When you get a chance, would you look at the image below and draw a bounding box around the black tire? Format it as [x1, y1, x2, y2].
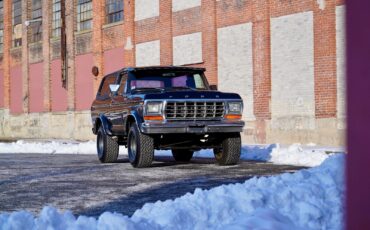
[97, 126, 119, 163]
[213, 133, 241, 165]
[127, 124, 154, 168]
[172, 149, 194, 162]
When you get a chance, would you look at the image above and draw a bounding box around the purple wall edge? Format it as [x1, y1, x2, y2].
[346, 1, 370, 229]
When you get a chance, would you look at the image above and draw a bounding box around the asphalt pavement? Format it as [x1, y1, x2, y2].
[0, 153, 304, 217]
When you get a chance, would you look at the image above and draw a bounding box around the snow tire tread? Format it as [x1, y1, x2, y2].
[98, 126, 119, 163]
[129, 124, 154, 168]
[215, 133, 241, 165]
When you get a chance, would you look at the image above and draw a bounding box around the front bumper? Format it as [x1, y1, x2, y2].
[140, 120, 244, 134]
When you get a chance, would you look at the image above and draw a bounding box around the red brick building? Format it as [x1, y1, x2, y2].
[0, 0, 345, 145]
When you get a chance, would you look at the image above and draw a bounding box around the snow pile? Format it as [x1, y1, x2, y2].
[193, 143, 334, 167]
[0, 140, 342, 167]
[0, 154, 345, 230]
[241, 143, 336, 167]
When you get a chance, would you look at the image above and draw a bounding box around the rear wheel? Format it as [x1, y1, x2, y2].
[97, 126, 119, 163]
[213, 133, 241, 165]
[172, 149, 194, 162]
[127, 124, 154, 168]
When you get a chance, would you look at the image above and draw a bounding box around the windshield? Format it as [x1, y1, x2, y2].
[129, 71, 208, 92]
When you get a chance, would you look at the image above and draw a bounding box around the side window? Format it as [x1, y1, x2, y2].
[99, 75, 116, 97]
[118, 73, 128, 95]
[194, 74, 205, 89]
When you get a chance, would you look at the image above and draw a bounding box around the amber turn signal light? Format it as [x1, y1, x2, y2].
[225, 114, 242, 120]
[144, 115, 164, 121]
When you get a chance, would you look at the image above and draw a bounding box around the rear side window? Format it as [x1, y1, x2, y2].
[99, 75, 116, 97]
[118, 73, 128, 95]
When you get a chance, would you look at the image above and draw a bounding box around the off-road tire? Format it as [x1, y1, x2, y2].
[214, 133, 241, 165]
[128, 124, 154, 168]
[172, 149, 194, 162]
[97, 126, 119, 163]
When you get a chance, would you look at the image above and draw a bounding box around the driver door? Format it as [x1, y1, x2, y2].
[110, 72, 129, 134]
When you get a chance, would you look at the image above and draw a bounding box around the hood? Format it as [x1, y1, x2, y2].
[143, 90, 242, 100]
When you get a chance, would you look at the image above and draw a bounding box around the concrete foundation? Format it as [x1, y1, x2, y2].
[0, 109, 345, 146]
[0, 109, 94, 141]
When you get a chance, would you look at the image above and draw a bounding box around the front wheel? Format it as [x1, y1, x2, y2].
[127, 124, 154, 168]
[213, 133, 241, 165]
[97, 126, 119, 163]
[172, 149, 194, 162]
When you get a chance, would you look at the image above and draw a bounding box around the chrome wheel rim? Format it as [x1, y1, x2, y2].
[128, 132, 137, 163]
[97, 133, 104, 159]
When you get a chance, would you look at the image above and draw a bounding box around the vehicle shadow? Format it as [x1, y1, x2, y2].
[115, 155, 217, 167]
[76, 175, 253, 218]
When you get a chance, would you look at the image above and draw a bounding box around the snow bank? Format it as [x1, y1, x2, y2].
[0, 140, 342, 167]
[241, 143, 337, 167]
[190, 143, 336, 167]
[0, 154, 345, 230]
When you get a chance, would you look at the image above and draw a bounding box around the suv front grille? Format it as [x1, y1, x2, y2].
[165, 101, 225, 120]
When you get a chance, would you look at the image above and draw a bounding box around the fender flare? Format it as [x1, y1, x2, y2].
[124, 111, 143, 134]
[95, 114, 113, 136]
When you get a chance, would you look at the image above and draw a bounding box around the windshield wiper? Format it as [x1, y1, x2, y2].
[131, 88, 165, 93]
[166, 86, 194, 90]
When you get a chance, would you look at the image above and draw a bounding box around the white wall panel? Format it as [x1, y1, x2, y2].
[172, 0, 201, 12]
[135, 0, 159, 21]
[217, 23, 254, 120]
[173, 32, 202, 66]
[336, 5, 346, 118]
[271, 11, 315, 129]
[135, 40, 160, 67]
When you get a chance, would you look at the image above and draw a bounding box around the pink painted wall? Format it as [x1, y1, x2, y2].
[75, 53, 94, 111]
[104, 47, 124, 75]
[10, 66, 22, 114]
[51, 59, 68, 111]
[29, 62, 44, 113]
[0, 70, 4, 108]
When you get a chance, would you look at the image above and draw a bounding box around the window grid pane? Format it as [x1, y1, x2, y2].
[77, 0, 92, 31]
[52, 0, 61, 37]
[105, 0, 123, 24]
[30, 0, 42, 43]
[0, 1, 3, 53]
[12, 0, 22, 47]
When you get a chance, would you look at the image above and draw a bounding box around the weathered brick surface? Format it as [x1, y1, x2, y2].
[314, 0, 337, 118]
[252, 0, 271, 121]
[172, 6, 202, 36]
[216, 0, 252, 27]
[159, 0, 172, 65]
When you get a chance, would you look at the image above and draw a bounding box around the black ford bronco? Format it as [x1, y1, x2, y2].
[91, 66, 245, 168]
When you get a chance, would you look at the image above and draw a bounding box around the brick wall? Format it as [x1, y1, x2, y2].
[0, 0, 346, 145]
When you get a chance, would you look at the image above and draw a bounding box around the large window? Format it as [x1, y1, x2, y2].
[77, 0, 92, 31]
[105, 0, 123, 24]
[52, 0, 61, 37]
[0, 1, 4, 53]
[12, 0, 22, 47]
[30, 0, 42, 43]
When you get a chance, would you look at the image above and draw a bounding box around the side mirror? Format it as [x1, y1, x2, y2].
[210, 85, 218, 90]
[109, 84, 120, 95]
